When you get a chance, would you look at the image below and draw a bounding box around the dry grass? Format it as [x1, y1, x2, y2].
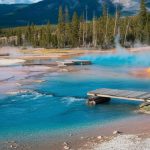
[20, 49, 75, 55]
[139, 105, 150, 114]
[142, 105, 150, 112]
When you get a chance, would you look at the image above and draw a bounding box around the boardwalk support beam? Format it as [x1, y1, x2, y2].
[87, 96, 111, 105]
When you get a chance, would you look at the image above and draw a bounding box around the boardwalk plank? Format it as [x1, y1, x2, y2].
[137, 93, 150, 99]
[88, 88, 150, 102]
[126, 91, 147, 98]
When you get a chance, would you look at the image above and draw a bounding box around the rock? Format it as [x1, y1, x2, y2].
[87, 100, 96, 106]
[140, 102, 150, 108]
[10, 144, 17, 149]
[97, 136, 103, 140]
[9, 141, 18, 149]
[113, 130, 121, 135]
[69, 133, 73, 137]
[80, 136, 84, 139]
[63, 142, 70, 149]
[64, 145, 70, 150]
[63, 142, 68, 145]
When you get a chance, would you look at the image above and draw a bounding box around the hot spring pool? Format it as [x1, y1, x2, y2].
[0, 51, 150, 141]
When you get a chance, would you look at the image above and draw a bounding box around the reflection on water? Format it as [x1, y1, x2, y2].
[0, 51, 150, 141]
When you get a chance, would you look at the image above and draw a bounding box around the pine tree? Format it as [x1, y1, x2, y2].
[0, 28, 2, 37]
[45, 22, 52, 48]
[71, 12, 79, 47]
[92, 13, 97, 47]
[57, 6, 65, 48]
[64, 6, 69, 24]
[79, 15, 84, 46]
[39, 28, 45, 47]
[138, 0, 148, 42]
[147, 13, 150, 44]
[102, 1, 107, 17]
[30, 23, 36, 47]
[139, 0, 147, 27]
[64, 6, 71, 47]
[17, 31, 23, 46]
[26, 23, 32, 45]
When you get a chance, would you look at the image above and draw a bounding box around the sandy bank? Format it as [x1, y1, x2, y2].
[17, 46, 150, 61]
[0, 46, 150, 60]
[0, 46, 150, 61]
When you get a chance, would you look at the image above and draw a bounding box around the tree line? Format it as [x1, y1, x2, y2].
[0, 0, 150, 49]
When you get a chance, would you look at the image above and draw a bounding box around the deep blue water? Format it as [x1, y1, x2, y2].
[0, 51, 150, 141]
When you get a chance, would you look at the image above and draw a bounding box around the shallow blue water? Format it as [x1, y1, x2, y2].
[0, 51, 150, 141]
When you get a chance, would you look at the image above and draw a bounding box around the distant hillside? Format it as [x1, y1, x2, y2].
[0, 4, 28, 15]
[0, 4, 29, 27]
[0, 0, 149, 28]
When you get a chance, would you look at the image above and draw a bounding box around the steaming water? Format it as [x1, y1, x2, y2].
[0, 47, 150, 141]
[78, 51, 150, 67]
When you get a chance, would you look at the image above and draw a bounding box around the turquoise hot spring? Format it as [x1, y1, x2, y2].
[0, 50, 150, 141]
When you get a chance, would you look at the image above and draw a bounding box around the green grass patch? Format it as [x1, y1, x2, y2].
[142, 105, 150, 111]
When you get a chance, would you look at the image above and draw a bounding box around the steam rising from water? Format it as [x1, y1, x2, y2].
[78, 33, 150, 68]
[114, 33, 150, 67]
[115, 31, 127, 54]
[0, 46, 22, 57]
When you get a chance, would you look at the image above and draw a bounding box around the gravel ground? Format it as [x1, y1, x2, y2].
[94, 135, 150, 150]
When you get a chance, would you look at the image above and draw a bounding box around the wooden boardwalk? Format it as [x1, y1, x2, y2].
[87, 88, 150, 102]
[57, 60, 91, 66]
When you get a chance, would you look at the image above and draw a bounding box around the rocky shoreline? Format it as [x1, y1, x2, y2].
[93, 134, 150, 150]
[1, 129, 149, 150]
